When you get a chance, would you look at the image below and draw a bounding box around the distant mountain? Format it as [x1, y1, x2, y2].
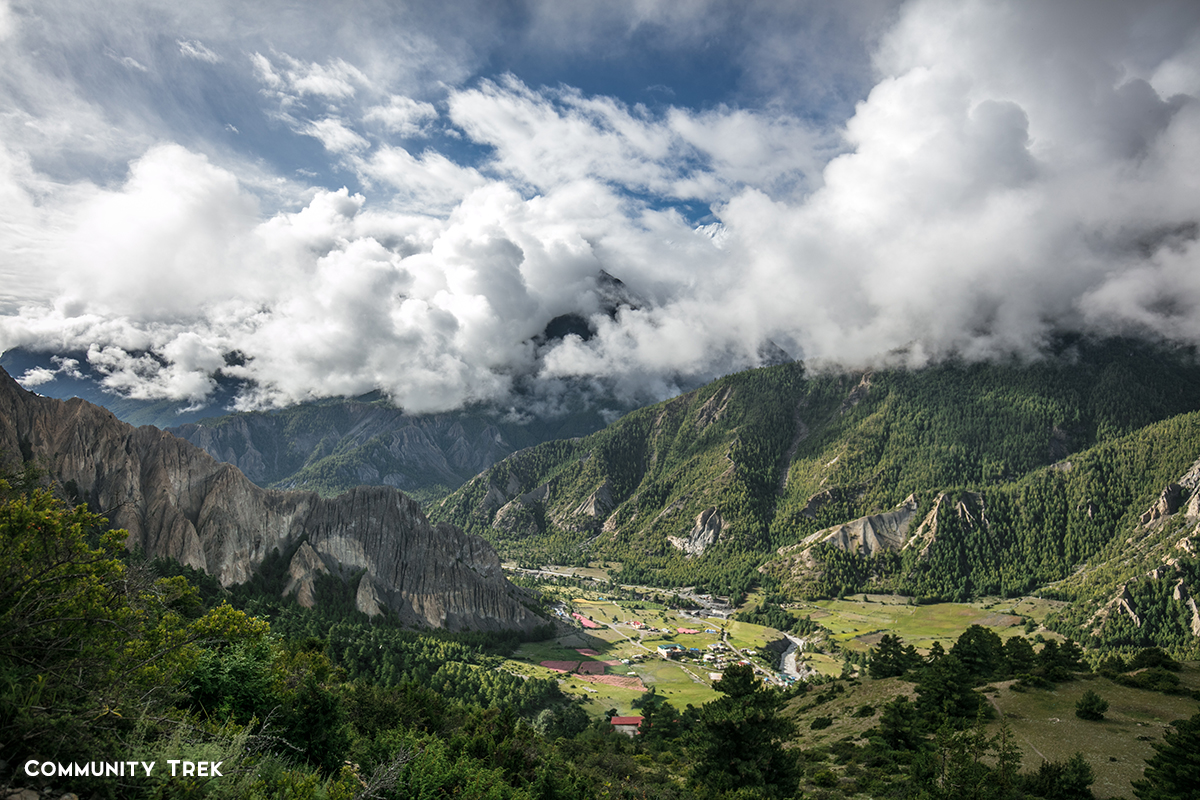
[1, 346, 622, 500]
[0, 366, 542, 632]
[430, 336, 1200, 652]
[167, 400, 614, 502]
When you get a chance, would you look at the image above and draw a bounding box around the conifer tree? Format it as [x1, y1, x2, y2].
[688, 664, 797, 798]
[1132, 712, 1200, 800]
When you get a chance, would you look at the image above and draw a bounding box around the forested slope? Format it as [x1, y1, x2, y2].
[431, 337, 1200, 604]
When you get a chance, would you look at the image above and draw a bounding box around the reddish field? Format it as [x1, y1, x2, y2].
[576, 674, 646, 691]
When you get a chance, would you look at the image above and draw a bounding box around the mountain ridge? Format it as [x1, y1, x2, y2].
[0, 366, 541, 632]
[429, 337, 1200, 645]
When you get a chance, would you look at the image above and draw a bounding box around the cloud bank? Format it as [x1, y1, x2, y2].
[2, 0, 1200, 414]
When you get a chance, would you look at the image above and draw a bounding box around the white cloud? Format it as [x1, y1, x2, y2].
[305, 117, 369, 153]
[58, 145, 262, 320]
[364, 94, 438, 137]
[177, 38, 220, 63]
[107, 50, 148, 72]
[356, 145, 487, 211]
[16, 366, 55, 388]
[5, 1, 1200, 417]
[255, 52, 370, 100]
[447, 75, 825, 201]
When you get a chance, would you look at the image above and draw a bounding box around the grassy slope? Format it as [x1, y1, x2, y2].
[987, 672, 1200, 799]
[780, 669, 1200, 800]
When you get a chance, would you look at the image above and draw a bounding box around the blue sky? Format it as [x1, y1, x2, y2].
[3, 1, 1200, 416]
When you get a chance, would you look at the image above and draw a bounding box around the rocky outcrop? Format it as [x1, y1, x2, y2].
[839, 372, 872, 413]
[283, 542, 329, 608]
[1178, 456, 1200, 492]
[0, 368, 541, 632]
[793, 495, 920, 558]
[1171, 580, 1200, 637]
[1087, 568, 1200, 638]
[694, 387, 732, 431]
[491, 480, 553, 537]
[903, 492, 986, 558]
[1088, 583, 1142, 633]
[573, 481, 614, 519]
[1140, 483, 1183, 525]
[668, 508, 725, 557]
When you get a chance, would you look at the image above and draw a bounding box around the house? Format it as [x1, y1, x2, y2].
[610, 716, 643, 736]
[657, 643, 684, 659]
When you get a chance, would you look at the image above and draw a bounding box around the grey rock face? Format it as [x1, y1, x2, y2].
[802, 495, 921, 558]
[668, 508, 725, 557]
[169, 402, 518, 496]
[0, 368, 541, 632]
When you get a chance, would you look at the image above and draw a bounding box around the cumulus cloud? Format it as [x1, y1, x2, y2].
[305, 117, 370, 153]
[447, 76, 826, 200]
[16, 366, 55, 388]
[4, 0, 1200, 418]
[364, 95, 438, 137]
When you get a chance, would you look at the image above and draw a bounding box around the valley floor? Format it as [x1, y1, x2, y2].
[507, 565, 1200, 799]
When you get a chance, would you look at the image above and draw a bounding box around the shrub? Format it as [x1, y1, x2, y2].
[1075, 689, 1109, 721]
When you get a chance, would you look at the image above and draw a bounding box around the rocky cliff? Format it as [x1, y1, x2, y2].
[0, 368, 541, 632]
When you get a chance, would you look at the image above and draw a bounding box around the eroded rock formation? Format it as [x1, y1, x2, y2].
[668, 507, 725, 557]
[0, 368, 540, 632]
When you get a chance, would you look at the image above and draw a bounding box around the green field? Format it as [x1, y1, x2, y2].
[510, 604, 719, 715]
[795, 595, 1064, 654]
[508, 594, 798, 715]
[509, 590, 1091, 716]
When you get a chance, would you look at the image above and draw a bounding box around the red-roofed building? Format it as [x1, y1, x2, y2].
[610, 716, 644, 736]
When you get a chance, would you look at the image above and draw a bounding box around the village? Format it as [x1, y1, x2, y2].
[501, 563, 1069, 736]
[496, 566, 832, 731]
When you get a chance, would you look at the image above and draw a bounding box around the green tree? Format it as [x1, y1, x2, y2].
[917, 654, 985, 724]
[1002, 636, 1035, 676]
[1022, 752, 1096, 799]
[1074, 690, 1108, 721]
[1132, 711, 1200, 800]
[871, 633, 919, 678]
[688, 664, 797, 798]
[878, 695, 924, 751]
[0, 484, 267, 764]
[951, 625, 1004, 683]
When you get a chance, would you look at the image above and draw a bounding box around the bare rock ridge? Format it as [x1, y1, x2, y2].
[0, 368, 540, 632]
